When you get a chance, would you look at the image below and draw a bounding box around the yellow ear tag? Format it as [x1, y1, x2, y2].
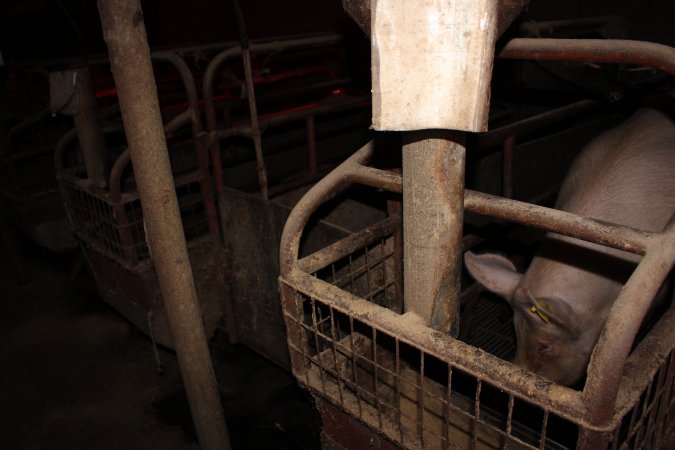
[530, 301, 553, 324]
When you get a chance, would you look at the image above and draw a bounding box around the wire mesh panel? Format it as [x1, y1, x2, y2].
[281, 216, 675, 450]
[609, 350, 674, 450]
[59, 175, 210, 269]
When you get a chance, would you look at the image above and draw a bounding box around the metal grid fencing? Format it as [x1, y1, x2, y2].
[59, 175, 209, 270]
[281, 214, 674, 450]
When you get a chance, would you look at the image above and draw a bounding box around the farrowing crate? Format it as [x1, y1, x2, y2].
[279, 141, 675, 450]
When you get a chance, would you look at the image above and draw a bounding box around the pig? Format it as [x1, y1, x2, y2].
[465, 107, 675, 387]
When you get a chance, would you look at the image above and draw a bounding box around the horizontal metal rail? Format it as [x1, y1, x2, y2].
[499, 38, 675, 77]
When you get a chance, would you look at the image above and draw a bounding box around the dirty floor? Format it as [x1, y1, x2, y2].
[0, 236, 322, 449]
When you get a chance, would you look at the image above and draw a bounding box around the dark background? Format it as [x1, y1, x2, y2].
[1, 0, 674, 64]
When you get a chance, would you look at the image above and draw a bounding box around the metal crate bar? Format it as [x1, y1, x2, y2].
[97, 1, 229, 448]
[499, 38, 675, 75]
[299, 214, 401, 274]
[283, 263, 586, 423]
[280, 33, 675, 449]
[279, 135, 674, 447]
[281, 227, 674, 447]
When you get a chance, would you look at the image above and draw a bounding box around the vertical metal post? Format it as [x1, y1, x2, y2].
[96, 1, 230, 449]
[50, 67, 108, 187]
[402, 131, 465, 336]
[72, 68, 108, 187]
[372, 0, 498, 336]
[386, 196, 403, 314]
[228, 0, 268, 199]
[241, 48, 269, 200]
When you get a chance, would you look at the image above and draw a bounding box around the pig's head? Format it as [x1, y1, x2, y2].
[464, 251, 593, 387]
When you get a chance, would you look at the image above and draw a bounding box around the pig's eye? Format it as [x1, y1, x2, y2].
[538, 343, 553, 353]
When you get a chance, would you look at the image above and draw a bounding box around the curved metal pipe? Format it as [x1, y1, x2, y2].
[202, 34, 343, 194]
[582, 219, 675, 426]
[278, 136, 670, 433]
[54, 123, 122, 176]
[279, 140, 375, 277]
[499, 38, 675, 77]
[497, 36, 675, 430]
[97, 1, 230, 448]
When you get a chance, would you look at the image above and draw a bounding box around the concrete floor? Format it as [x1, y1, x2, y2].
[0, 236, 322, 449]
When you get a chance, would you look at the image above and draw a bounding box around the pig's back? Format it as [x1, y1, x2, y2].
[555, 107, 675, 232]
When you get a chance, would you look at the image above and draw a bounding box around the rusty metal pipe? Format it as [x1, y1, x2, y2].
[279, 139, 672, 435]
[310, 162, 656, 256]
[283, 267, 586, 422]
[214, 126, 255, 141]
[203, 35, 343, 128]
[582, 219, 675, 427]
[109, 113, 206, 204]
[473, 99, 599, 150]
[464, 190, 654, 254]
[348, 164, 402, 193]
[162, 109, 192, 137]
[280, 140, 376, 276]
[402, 132, 465, 336]
[152, 51, 219, 235]
[97, 1, 230, 449]
[499, 38, 675, 77]
[298, 214, 401, 274]
[613, 303, 675, 418]
[241, 48, 269, 200]
[387, 197, 404, 314]
[54, 123, 123, 176]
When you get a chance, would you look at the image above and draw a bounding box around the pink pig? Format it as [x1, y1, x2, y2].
[465, 107, 675, 386]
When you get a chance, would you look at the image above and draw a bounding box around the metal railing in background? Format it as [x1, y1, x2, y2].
[202, 34, 370, 199]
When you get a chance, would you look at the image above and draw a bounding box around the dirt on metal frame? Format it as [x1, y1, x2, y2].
[279, 125, 674, 448]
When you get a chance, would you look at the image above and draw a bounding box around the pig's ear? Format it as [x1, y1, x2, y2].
[464, 252, 522, 299]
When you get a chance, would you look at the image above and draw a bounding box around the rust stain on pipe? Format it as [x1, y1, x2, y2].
[402, 132, 465, 336]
